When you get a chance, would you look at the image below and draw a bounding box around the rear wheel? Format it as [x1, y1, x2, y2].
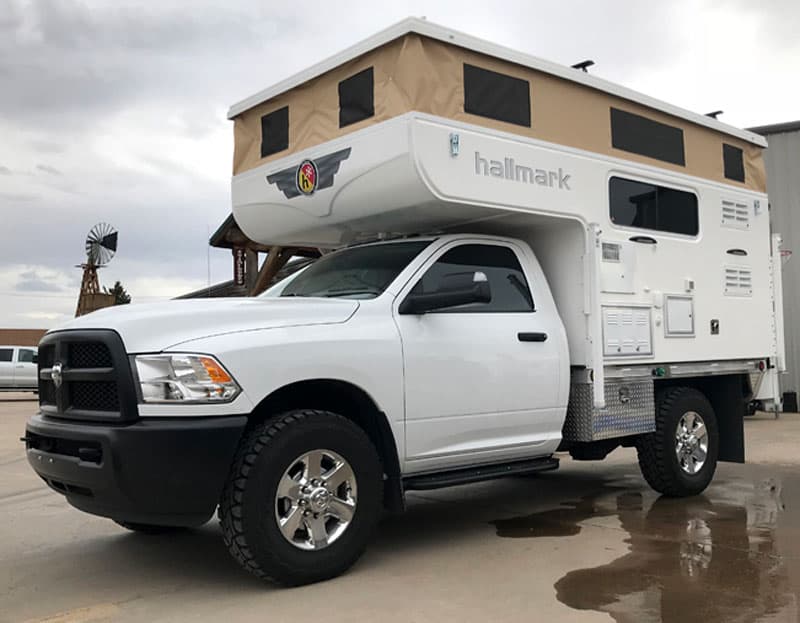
[636, 387, 719, 497]
[219, 409, 383, 586]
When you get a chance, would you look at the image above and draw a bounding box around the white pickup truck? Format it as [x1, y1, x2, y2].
[0, 346, 38, 392]
[25, 19, 783, 586]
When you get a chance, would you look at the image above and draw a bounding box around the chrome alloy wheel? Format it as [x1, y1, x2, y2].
[274, 449, 357, 551]
[675, 411, 709, 475]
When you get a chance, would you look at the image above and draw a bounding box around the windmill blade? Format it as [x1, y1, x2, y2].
[85, 222, 118, 265]
[100, 231, 118, 253]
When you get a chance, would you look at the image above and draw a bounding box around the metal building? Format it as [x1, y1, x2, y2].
[751, 121, 800, 404]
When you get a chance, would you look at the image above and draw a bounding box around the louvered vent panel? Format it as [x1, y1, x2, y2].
[602, 306, 653, 357]
[721, 199, 750, 230]
[724, 266, 753, 296]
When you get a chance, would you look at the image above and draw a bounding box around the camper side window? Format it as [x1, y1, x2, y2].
[609, 177, 698, 236]
[412, 244, 534, 313]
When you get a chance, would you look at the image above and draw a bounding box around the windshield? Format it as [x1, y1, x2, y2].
[279, 240, 432, 299]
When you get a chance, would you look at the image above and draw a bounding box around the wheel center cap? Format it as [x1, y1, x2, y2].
[309, 488, 330, 512]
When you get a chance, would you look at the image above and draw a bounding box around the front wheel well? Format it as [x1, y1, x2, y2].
[247, 379, 404, 511]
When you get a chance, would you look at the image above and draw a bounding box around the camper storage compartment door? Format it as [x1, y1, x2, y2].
[602, 305, 653, 357]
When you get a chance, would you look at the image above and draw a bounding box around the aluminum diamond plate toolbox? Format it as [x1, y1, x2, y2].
[563, 377, 655, 442]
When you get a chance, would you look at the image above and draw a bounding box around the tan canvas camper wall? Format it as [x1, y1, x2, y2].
[229, 19, 766, 192]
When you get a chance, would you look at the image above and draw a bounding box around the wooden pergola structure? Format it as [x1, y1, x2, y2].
[209, 215, 321, 295]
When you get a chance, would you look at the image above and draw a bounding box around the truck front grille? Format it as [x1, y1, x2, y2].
[37, 330, 138, 422]
[70, 381, 120, 412]
[68, 342, 113, 369]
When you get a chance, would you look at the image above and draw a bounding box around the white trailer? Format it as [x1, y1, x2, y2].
[25, 19, 784, 586]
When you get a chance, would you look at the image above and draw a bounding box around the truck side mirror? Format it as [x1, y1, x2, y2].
[32, 353, 38, 365]
[399, 271, 491, 314]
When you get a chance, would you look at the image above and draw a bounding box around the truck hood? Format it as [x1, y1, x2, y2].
[54, 298, 359, 353]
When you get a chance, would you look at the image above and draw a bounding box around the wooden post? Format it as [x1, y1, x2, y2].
[251, 247, 294, 295]
[245, 248, 259, 293]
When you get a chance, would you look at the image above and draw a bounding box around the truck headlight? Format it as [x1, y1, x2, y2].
[134, 354, 241, 403]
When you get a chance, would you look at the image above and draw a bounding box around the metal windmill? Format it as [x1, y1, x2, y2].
[75, 223, 118, 317]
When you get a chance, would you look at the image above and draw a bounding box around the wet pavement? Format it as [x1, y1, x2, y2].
[1, 394, 799, 622]
[492, 471, 798, 622]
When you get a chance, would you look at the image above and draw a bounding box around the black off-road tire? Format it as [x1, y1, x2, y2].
[113, 521, 187, 534]
[219, 409, 383, 586]
[636, 387, 719, 497]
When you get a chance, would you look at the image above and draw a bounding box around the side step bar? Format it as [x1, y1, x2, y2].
[402, 456, 559, 491]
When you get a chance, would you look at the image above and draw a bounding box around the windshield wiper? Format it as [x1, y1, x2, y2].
[322, 288, 381, 297]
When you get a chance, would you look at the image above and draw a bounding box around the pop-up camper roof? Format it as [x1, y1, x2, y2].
[229, 17, 766, 191]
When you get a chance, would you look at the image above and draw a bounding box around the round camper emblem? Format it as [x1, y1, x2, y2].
[296, 160, 318, 196]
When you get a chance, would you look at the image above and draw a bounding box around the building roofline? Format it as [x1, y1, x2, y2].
[748, 120, 800, 137]
[227, 17, 767, 147]
[209, 214, 236, 248]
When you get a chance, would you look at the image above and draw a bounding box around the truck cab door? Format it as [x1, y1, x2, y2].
[15, 348, 37, 389]
[394, 241, 564, 473]
[0, 348, 13, 388]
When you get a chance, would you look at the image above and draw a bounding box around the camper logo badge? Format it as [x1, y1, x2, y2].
[266, 148, 351, 199]
[296, 160, 318, 195]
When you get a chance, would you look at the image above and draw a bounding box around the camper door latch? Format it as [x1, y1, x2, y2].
[449, 133, 460, 157]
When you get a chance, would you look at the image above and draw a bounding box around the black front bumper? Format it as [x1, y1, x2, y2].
[26, 413, 247, 527]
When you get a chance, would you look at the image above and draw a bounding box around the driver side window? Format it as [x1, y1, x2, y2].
[412, 244, 534, 312]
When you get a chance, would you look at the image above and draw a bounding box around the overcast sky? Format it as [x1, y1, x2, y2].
[1, 0, 798, 328]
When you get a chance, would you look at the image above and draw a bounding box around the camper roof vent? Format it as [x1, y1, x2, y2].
[721, 199, 750, 230]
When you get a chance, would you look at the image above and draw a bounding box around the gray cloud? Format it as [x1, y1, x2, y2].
[36, 164, 61, 175]
[0, 0, 293, 132]
[0, 191, 39, 201]
[16, 273, 64, 292]
[29, 140, 65, 154]
[0, 0, 798, 329]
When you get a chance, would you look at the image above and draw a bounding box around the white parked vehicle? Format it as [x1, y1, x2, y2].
[25, 19, 784, 586]
[0, 346, 38, 391]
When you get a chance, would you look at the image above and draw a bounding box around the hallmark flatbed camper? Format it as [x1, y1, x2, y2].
[26, 19, 785, 586]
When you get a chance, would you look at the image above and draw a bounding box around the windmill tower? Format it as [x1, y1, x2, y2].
[75, 223, 118, 317]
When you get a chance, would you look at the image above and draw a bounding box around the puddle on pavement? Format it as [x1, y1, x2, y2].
[491, 476, 798, 622]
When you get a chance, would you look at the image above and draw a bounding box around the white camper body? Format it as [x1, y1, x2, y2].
[233, 112, 785, 414]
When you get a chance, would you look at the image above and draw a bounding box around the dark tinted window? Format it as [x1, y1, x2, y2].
[464, 64, 531, 127]
[280, 240, 431, 299]
[610, 108, 685, 166]
[0, 349, 12, 362]
[260, 106, 289, 158]
[610, 177, 698, 236]
[723, 143, 745, 182]
[339, 67, 374, 128]
[18, 349, 35, 363]
[412, 244, 534, 313]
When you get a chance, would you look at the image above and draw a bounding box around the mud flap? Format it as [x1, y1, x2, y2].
[704, 375, 746, 463]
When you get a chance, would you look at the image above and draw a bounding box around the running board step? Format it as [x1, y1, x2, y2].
[402, 456, 559, 491]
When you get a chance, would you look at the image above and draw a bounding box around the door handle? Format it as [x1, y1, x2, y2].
[518, 332, 548, 342]
[15, 365, 24, 369]
[629, 235, 657, 245]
